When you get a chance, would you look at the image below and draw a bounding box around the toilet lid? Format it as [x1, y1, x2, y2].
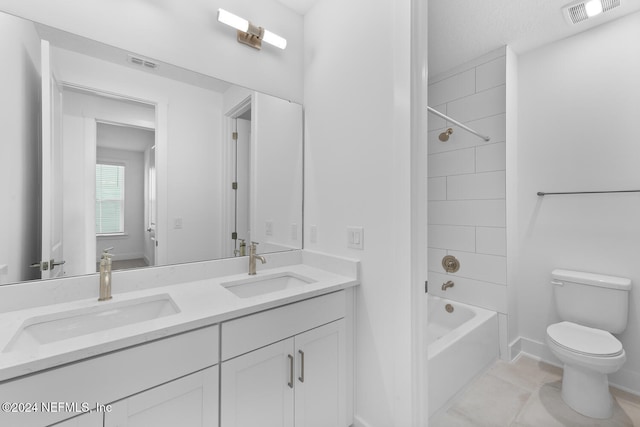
[547, 321, 623, 357]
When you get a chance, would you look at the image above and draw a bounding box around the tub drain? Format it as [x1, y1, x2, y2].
[445, 304, 454, 313]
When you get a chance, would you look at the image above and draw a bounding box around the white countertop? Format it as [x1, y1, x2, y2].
[0, 253, 359, 382]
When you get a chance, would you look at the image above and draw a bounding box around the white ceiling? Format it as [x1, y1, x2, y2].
[277, 0, 640, 77]
[275, 0, 318, 15]
[428, 0, 640, 76]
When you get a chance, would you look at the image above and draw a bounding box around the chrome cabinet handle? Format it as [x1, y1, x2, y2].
[287, 354, 294, 389]
[298, 350, 305, 383]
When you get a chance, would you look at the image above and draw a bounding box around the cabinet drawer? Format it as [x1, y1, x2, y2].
[221, 291, 345, 361]
[0, 325, 219, 427]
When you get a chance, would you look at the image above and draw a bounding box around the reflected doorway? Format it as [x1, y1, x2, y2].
[226, 97, 252, 257]
[95, 122, 156, 271]
[59, 86, 157, 275]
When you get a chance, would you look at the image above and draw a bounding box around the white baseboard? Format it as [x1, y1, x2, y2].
[511, 336, 640, 396]
[516, 336, 561, 365]
[508, 336, 522, 361]
[610, 368, 640, 396]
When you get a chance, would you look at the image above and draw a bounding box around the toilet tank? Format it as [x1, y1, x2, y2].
[551, 269, 632, 334]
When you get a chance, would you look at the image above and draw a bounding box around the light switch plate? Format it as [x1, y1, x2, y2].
[291, 223, 297, 240]
[310, 225, 318, 243]
[347, 226, 364, 250]
[174, 218, 183, 229]
[266, 221, 273, 236]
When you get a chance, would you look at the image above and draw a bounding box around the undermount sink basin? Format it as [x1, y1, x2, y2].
[222, 273, 316, 298]
[4, 294, 179, 353]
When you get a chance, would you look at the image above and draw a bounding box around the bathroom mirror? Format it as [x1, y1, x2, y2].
[0, 11, 303, 286]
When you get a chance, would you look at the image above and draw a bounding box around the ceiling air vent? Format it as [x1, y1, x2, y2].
[563, 0, 621, 24]
[127, 55, 158, 70]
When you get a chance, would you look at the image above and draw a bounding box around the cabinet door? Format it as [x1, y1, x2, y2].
[221, 338, 294, 427]
[54, 411, 103, 427]
[105, 367, 218, 427]
[294, 320, 346, 427]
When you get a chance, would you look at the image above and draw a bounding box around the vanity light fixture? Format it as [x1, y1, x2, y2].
[562, 0, 621, 24]
[217, 8, 287, 50]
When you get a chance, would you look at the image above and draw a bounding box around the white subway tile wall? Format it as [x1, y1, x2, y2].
[428, 200, 506, 227]
[428, 225, 476, 252]
[428, 177, 447, 201]
[427, 49, 507, 314]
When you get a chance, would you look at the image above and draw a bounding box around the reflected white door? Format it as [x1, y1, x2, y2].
[145, 144, 157, 266]
[40, 39, 65, 279]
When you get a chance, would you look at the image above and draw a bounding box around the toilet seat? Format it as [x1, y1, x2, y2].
[547, 321, 623, 357]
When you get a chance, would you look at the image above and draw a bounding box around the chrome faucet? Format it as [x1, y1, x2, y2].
[248, 242, 266, 275]
[99, 248, 113, 301]
[441, 280, 455, 291]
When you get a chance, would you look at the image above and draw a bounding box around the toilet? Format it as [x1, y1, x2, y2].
[546, 269, 631, 419]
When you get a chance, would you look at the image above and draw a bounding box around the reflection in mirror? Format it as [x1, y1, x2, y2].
[0, 11, 303, 287]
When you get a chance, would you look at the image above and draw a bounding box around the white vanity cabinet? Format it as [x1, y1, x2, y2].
[293, 320, 346, 427]
[0, 325, 219, 427]
[0, 285, 355, 427]
[220, 291, 348, 427]
[105, 367, 218, 427]
[54, 368, 219, 427]
[54, 411, 103, 427]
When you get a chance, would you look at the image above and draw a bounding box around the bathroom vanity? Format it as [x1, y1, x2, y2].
[0, 250, 358, 427]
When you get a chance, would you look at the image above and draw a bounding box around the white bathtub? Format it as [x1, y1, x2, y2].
[428, 295, 499, 418]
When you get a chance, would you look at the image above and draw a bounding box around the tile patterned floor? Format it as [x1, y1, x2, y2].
[430, 355, 640, 426]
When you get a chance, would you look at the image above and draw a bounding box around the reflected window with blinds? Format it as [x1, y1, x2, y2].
[96, 163, 125, 235]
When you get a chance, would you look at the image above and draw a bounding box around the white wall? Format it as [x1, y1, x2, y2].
[517, 11, 640, 394]
[0, 0, 304, 103]
[53, 47, 226, 267]
[0, 13, 41, 284]
[427, 48, 509, 356]
[304, 0, 415, 425]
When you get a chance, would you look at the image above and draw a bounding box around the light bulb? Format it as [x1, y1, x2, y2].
[217, 9, 249, 33]
[262, 29, 287, 50]
[584, 0, 603, 17]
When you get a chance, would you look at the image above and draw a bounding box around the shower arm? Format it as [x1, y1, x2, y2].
[427, 106, 491, 142]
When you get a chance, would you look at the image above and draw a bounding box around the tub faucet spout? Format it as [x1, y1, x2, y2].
[441, 280, 455, 291]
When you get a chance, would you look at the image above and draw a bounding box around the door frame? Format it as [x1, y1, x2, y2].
[60, 81, 168, 267]
[222, 95, 253, 258]
[39, 39, 65, 279]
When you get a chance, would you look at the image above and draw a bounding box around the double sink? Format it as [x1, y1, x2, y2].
[3, 272, 315, 354]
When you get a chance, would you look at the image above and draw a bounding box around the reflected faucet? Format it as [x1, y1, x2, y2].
[234, 239, 247, 257]
[248, 242, 266, 275]
[99, 248, 113, 301]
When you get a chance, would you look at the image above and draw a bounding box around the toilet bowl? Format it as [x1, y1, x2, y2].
[546, 321, 626, 418]
[547, 269, 631, 419]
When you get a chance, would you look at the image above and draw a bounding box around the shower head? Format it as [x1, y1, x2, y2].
[439, 128, 453, 142]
